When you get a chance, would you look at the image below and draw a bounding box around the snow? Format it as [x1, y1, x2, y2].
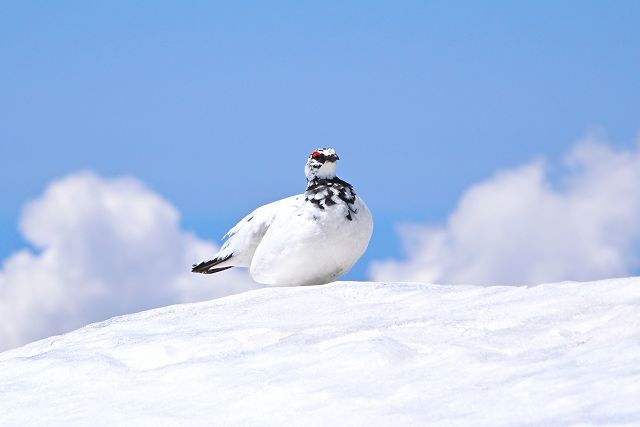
[1, 278, 640, 426]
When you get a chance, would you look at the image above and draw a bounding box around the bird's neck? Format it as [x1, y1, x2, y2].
[306, 176, 352, 192]
[305, 161, 337, 182]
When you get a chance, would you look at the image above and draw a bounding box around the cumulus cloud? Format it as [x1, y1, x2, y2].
[0, 172, 258, 351]
[371, 136, 640, 285]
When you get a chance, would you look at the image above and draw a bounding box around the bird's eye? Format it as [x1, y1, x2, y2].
[311, 151, 321, 158]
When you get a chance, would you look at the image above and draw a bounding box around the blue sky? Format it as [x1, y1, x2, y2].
[2, 1, 640, 281]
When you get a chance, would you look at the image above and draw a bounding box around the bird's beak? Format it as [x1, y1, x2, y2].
[327, 154, 339, 162]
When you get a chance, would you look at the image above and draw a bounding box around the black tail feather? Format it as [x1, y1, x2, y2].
[191, 254, 233, 274]
[199, 265, 233, 274]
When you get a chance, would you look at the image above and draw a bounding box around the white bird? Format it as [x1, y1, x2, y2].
[192, 147, 373, 286]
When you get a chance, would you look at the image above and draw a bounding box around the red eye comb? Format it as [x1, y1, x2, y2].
[311, 151, 321, 158]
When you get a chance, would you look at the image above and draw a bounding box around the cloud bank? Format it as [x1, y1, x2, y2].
[371, 136, 640, 285]
[0, 172, 258, 351]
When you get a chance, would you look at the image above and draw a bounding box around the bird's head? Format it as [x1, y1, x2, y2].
[305, 147, 340, 181]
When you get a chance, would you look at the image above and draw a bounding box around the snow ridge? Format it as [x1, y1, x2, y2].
[1, 278, 640, 426]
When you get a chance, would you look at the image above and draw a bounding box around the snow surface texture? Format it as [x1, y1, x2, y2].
[1, 278, 640, 426]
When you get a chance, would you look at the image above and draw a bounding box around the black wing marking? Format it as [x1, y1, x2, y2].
[191, 254, 233, 274]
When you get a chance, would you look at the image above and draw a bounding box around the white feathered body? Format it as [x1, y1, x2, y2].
[213, 193, 372, 286]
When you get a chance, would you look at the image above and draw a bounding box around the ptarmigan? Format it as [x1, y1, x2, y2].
[192, 147, 373, 286]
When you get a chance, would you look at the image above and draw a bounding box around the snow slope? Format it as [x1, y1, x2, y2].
[1, 278, 640, 426]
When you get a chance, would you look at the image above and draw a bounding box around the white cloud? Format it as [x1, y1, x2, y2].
[371, 136, 640, 285]
[0, 171, 258, 351]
